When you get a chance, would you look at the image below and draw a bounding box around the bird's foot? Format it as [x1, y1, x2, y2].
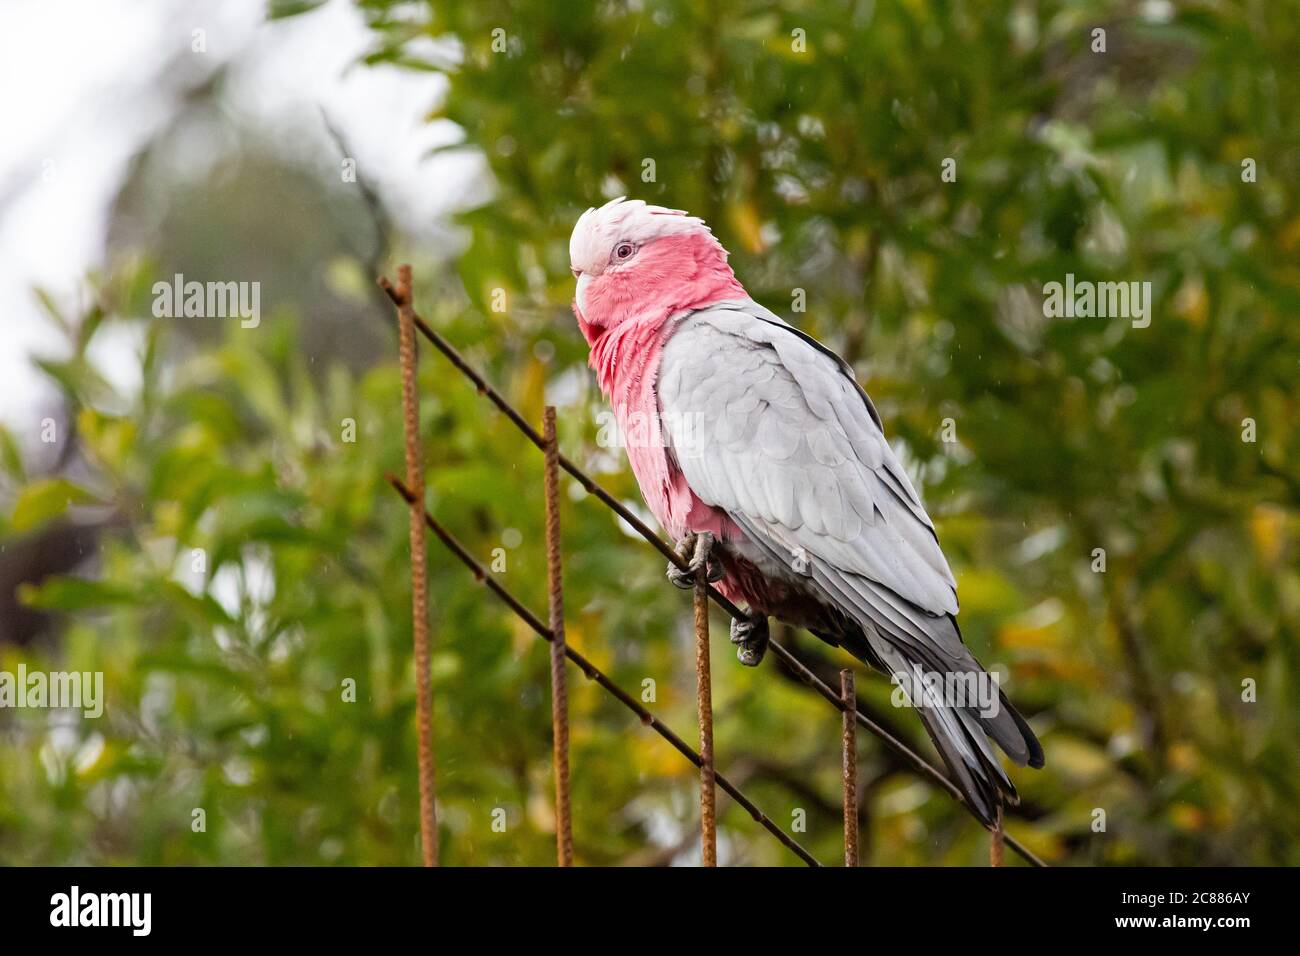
[729, 613, 770, 667]
[667, 531, 724, 590]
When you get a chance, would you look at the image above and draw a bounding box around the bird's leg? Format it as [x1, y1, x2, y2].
[729, 612, 769, 667]
[666, 531, 724, 589]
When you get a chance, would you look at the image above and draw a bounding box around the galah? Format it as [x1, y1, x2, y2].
[568, 198, 1044, 826]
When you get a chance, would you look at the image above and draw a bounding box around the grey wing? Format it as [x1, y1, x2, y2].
[657, 302, 1040, 787]
[658, 301, 958, 618]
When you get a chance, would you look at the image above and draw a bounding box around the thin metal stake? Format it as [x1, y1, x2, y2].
[991, 804, 1005, 867]
[394, 264, 438, 867]
[543, 407, 574, 866]
[694, 576, 717, 866]
[841, 668, 859, 867]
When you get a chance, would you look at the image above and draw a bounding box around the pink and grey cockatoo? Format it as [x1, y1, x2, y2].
[568, 198, 1043, 825]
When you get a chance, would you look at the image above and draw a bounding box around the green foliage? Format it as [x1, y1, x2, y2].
[2, 0, 1298, 865]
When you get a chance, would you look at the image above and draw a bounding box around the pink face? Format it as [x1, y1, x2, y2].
[571, 235, 642, 324]
[568, 198, 745, 335]
[571, 234, 697, 328]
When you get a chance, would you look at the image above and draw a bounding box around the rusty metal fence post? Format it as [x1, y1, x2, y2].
[991, 805, 1005, 867]
[543, 407, 574, 866]
[841, 669, 859, 867]
[392, 264, 439, 867]
[694, 577, 717, 866]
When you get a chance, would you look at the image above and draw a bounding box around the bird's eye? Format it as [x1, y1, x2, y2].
[613, 242, 635, 262]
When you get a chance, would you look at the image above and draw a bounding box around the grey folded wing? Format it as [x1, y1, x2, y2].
[656, 300, 1039, 786]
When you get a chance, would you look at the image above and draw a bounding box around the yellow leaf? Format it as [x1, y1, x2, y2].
[1169, 803, 1205, 831]
[1249, 504, 1285, 565]
[1169, 742, 1200, 773]
[727, 202, 766, 254]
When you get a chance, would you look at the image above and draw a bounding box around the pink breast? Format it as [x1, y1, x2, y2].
[578, 232, 749, 545]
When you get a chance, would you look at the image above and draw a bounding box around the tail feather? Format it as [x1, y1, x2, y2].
[918, 698, 1007, 826]
[871, 642, 1042, 828]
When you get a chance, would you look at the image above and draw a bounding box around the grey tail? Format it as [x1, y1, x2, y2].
[866, 639, 1043, 828]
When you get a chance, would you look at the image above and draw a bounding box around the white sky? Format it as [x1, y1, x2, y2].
[0, 0, 481, 435]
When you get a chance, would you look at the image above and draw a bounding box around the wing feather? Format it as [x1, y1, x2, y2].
[659, 302, 958, 618]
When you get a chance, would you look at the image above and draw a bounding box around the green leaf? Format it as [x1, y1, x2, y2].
[10, 478, 101, 532]
[33, 357, 116, 406]
[18, 576, 136, 611]
[267, 0, 327, 20]
[32, 286, 71, 336]
[0, 425, 25, 482]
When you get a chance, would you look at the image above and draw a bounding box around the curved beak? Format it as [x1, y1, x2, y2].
[574, 271, 593, 318]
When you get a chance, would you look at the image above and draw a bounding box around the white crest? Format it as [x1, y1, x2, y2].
[569, 197, 714, 274]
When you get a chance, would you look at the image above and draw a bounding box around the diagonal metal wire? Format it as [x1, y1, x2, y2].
[388, 475, 822, 867]
[380, 279, 1047, 868]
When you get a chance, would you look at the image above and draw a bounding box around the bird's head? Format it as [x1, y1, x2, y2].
[568, 197, 744, 340]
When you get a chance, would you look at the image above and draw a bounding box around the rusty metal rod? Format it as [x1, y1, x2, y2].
[991, 805, 1005, 867]
[542, 407, 574, 867]
[393, 265, 439, 867]
[380, 284, 1046, 868]
[841, 669, 859, 867]
[386, 475, 821, 867]
[694, 577, 717, 866]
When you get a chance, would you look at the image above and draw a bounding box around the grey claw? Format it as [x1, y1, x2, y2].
[687, 531, 714, 575]
[669, 531, 724, 589]
[729, 615, 769, 667]
[668, 534, 697, 588]
[667, 563, 694, 589]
